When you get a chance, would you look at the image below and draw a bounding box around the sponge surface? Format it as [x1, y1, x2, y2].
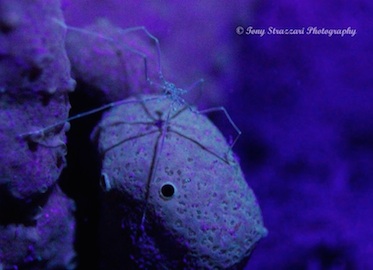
[95, 95, 266, 269]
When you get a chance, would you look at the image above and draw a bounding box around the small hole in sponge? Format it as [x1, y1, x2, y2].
[27, 141, 38, 152]
[160, 183, 176, 200]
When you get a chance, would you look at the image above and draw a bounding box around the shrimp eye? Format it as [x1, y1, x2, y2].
[160, 183, 176, 200]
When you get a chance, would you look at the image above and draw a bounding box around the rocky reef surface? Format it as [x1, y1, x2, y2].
[0, 0, 75, 269]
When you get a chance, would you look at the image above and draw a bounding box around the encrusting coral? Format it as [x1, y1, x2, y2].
[0, 0, 74, 199]
[0, 0, 76, 268]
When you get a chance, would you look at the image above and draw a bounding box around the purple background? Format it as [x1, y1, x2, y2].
[61, 0, 373, 269]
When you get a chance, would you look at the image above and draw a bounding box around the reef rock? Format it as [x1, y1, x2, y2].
[0, 0, 74, 199]
[65, 19, 160, 103]
[0, 0, 76, 268]
[0, 186, 76, 269]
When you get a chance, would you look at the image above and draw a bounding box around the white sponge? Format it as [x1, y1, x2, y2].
[95, 95, 267, 269]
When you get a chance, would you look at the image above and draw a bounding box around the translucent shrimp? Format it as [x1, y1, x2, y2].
[18, 19, 244, 247]
[19, 18, 241, 152]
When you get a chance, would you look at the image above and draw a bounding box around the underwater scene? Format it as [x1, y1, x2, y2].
[0, 0, 372, 269]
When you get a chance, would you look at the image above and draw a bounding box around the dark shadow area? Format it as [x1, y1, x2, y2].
[59, 81, 108, 270]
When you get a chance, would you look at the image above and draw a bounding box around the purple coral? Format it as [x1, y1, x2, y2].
[0, 186, 76, 269]
[0, 0, 74, 199]
[64, 20, 161, 103]
[0, 0, 75, 268]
